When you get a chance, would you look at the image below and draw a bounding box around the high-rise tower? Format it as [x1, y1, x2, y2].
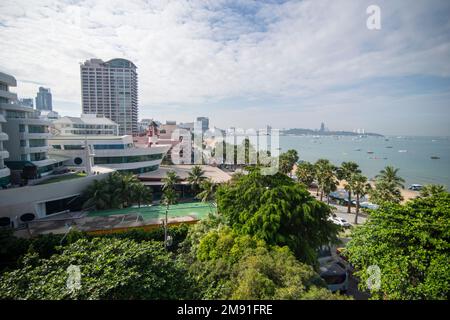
[80, 58, 138, 135]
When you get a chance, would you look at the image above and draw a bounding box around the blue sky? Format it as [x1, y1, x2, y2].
[0, 0, 449, 135]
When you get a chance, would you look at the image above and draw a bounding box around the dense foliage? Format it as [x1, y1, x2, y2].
[345, 193, 450, 300]
[216, 168, 339, 264]
[0, 225, 189, 273]
[0, 238, 195, 299]
[182, 221, 348, 300]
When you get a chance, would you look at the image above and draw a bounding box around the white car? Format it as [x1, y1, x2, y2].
[329, 216, 351, 227]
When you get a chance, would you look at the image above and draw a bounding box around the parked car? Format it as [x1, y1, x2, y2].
[319, 260, 349, 293]
[329, 216, 351, 227]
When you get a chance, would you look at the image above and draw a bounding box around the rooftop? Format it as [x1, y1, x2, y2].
[139, 165, 232, 184]
[54, 114, 118, 126]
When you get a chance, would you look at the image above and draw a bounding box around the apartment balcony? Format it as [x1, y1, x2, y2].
[0, 132, 8, 141]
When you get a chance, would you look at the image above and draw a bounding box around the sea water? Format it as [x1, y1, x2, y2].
[280, 135, 450, 189]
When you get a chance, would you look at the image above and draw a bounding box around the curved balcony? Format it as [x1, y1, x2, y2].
[0, 90, 17, 101]
[0, 132, 8, 141]
[0, 150, 9, 159]
[0, 167, 10, 178]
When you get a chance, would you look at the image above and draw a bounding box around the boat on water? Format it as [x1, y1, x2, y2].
[398, 150, 407, 153]
[386, 146, 393, 148]
[354, 148, 361, 151]
[367, 151, 374, 154]
[430, 156, 440, 159]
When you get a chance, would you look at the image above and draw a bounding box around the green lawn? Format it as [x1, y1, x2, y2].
[37, 172, 87, 185]
[88, 202, 216, 221]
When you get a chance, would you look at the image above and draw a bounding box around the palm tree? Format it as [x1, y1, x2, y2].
[187, 165, 206, 196]
[161, 186, 178, 249]
[295, 161, 316, 187]
[338, 162, 361, 213]
[322, 172, 339, 204]
[370, 166, 405, 204]
[352, 174, 371, 224]
[419, 184, 447, 198]
[315, 159, 337, 201]
[117, 173, 141, 207]
[376, 166, 405, 189]
[196, 179, 217, 213]
[162, 170, 179, 191]
[133, 184, 152, 208]
[82, 179, 110, 210]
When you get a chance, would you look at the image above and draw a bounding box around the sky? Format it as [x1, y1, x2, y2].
[0, 0, 449, 136]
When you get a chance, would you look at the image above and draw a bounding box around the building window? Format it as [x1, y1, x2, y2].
[93, 144, 125, 149]
[29, 139, 46, 147]
[28, 125, 47, 133]
[64, 145, 84, 150]
[20, 140, 26, 147]
[93, 153, 163, 165]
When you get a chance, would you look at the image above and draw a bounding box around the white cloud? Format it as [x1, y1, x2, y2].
[0, 0, 449, 135]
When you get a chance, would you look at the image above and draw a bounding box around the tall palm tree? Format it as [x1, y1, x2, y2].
[315, 159, 337, 201]
[419, 184, 447, 198]
[187, 165, 206, 195]
[370, 166, 405, 204]
[161, 185, 178, 249]
[376, 166, 405, 189]
[196, 179, 217, 213]
[133, 184, 153, 208]
[338, 162, 361, 213]
[295, 161, 316, 187]
[162, 170, 179, 191]
[352, 174, 371, 224]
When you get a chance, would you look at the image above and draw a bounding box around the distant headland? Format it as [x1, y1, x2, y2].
[281, 122, 384, 137]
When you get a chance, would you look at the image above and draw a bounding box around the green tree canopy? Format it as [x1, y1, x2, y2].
[0, 238, 195, 300]
[345, 193, 450, 300]
[216, 168, 339, 264]
[183, 223, 348, 300]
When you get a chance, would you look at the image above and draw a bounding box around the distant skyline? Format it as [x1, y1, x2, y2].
[1, 0, 449, 136]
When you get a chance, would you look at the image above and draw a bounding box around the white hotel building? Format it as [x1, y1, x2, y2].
[49, 114, 170, 174]
[0, 72, 62, 187]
